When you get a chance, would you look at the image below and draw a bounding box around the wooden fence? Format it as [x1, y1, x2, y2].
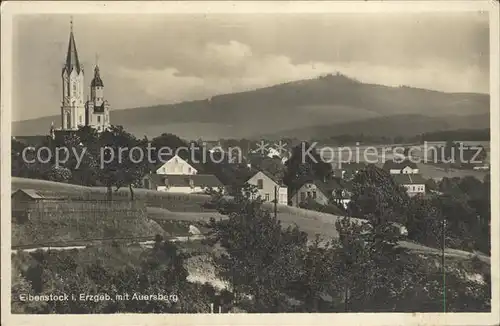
[12, 199, 147, 223]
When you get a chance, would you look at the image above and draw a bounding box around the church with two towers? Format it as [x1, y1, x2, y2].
[53, 20, 111, 136]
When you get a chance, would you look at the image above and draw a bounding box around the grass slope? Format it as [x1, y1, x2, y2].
[10, 178, 490, 263]
[12, 217, 167, 247]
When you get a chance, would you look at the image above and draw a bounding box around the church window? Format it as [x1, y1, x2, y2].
[73, 84, 76, 94]
[66, 113, 71, 129]
[97, 116, 101, 123]
[79, 115, 82, 124]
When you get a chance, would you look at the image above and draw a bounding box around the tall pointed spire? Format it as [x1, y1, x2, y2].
[64, 17, 82, 74]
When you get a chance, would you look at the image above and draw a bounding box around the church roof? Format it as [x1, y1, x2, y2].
[91, 65, 104, 87]
[63, 26, 82, 75]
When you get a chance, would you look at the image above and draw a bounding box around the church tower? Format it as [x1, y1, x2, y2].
[85, 59, 111, 131]
[61, 19, 85, 130]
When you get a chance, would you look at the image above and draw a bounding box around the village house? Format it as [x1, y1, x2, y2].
[142, 153, 225, 194]
[332, 162, 366, 180]
[382, 159, 419, 174]
[392, 174, 426, 197]
[290, 178, 352, 209]
[245, 170, 288, 205]
[142, 174, 224, 194]
[155, 154, 198, 175]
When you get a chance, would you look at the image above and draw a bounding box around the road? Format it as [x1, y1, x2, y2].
[11, 233, 489, 265]
[11, 235, 205, 254]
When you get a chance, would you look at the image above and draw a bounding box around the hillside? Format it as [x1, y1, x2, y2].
[262, 113, 490, 140]
[13, 74, 489, 140]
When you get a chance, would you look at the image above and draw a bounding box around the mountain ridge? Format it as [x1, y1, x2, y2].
[13, 74, 490, 140]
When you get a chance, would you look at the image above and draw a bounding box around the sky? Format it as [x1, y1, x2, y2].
[12, 12, 489, 121]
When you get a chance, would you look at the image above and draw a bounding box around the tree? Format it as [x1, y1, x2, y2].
[54, 131, 100, 186]
[425, 178, 438, 192]
[11, 139, 27, 177]
[406, 195, 443, 247]
[16, 243, 191, 313]
[283, 142, 332, 194]
[98, 126, 149, 200]
[289, 236, 339, 312]
[347, 164, 410, 226]
[248, 155, 285, 183]
[45, 165, 72, 183]
[206, 184, 309, 312]
[334, 164, 421, 311]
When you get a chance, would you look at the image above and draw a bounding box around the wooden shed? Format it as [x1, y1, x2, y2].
[11, 189, 64, 223]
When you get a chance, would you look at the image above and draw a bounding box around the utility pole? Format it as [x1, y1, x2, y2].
[442, 218, 447, 312]
[274, 185, 278, 219]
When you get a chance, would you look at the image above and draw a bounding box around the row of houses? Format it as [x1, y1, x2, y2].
[140, 154, 427, 209]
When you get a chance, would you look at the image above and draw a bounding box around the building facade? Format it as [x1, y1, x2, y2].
[332, 162, 366, 180]
[246, 171, 288, 205]
[142, 174, 223, 194]
[85, 65, 111, 131]
[57, 20, 111, 133]
[392, 174, 426, 197]
[290, 179, 351, 209]
[383, 159, 419, 175]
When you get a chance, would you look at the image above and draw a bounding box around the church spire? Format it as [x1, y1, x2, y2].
[64, 17, 82, 75]
[91, 54, 104, 87]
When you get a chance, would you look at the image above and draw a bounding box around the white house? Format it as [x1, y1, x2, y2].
[155, 154, 198, 175]
[246, 171, 288, 205]
[383, 159, 419, 175]
[142, 174, 223, 194]
[290, 179, 351, 209]
[332, 162, 366, 180]
[393, 174, 426, 197]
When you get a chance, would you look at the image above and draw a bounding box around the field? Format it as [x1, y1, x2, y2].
[319, 142, 490, 181]
[10, 177, 489, 263]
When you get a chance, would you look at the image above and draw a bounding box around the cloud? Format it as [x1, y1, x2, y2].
[114, 40, 488, 107]
[12, 13, 490, 120]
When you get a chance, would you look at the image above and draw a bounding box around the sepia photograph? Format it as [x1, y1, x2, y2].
[1, 1, 499, 325]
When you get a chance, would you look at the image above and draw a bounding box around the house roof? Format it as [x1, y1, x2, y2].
[293, 177, 348, 198]
[91, 65, 104, 87]
[152, 153, 202, 173]
[392, 174, 426, 185]
[146, 174, 223, 188]
[382, 159, 418, 171]
[246, 170, 285, 186]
